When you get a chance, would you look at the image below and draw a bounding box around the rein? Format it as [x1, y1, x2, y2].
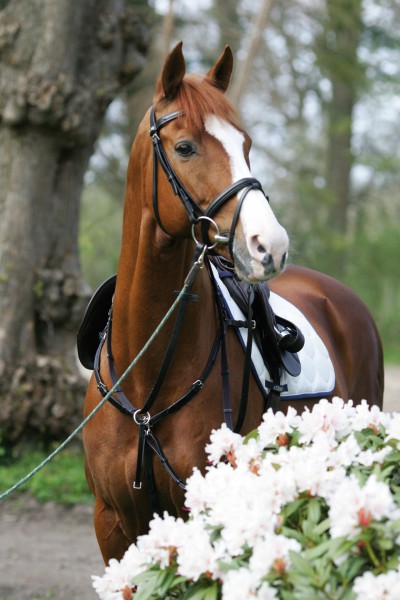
[0, 275, 197, 501]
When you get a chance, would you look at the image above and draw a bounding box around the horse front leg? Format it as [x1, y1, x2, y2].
[93, 495, 132, 564]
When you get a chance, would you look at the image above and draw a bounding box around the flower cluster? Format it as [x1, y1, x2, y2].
[93, 398, 400, 599]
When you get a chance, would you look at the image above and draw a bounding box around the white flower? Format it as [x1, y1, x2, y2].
[298, 397, 352, 445]
[92, 545, 145, 600]
[176, 519, 221, 580]
[235, 437, 263, 473]
[221, 567, 278, 599]
[350, 399, 389, 432]
[385, 412, 400, 447]
[354, 568, 400, 599]
[258, 406, 300, 447]
[357, 446, 392, 467]
[276, 439, 341, 498]
[136, 512, 185, 568]
[205, 423, 243, 465]
[184, 467, 208, 516]
[328, 433, 361, 468]
[249, 534, 301, 577]
[329, 474, 396, 538]
[205, 464, 280, 554]
[327, 432, 390, 470]
[93, 399, 400, 600]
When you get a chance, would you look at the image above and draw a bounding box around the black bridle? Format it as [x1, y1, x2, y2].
[150, 106, 269, 257]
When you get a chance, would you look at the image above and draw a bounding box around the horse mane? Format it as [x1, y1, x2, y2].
[159, 74, 241, 133]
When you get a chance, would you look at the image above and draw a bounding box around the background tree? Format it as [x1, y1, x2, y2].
[0, 0, 149, 445]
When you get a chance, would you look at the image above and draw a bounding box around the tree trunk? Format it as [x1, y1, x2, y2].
[323, 0, 364, 234]
[0, 0, 149, 445]
[160, 0, 175, 59]
[213, 0, 242, 57]
[229, 0, 275, 107]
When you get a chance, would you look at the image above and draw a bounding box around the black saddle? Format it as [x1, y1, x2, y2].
[77, 275, 116, 369]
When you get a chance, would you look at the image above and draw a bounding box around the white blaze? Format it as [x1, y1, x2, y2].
[204, 115, 288, 276]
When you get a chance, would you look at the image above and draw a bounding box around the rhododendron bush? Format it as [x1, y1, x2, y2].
[93, 399, 400, 599]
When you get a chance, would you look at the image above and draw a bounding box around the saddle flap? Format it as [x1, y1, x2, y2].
[77, 275, 117, 370]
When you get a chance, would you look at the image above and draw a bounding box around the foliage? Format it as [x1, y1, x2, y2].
[0, 444, 92, 505]
[93, 398, 400, 599]
[80, 183, 123, 290]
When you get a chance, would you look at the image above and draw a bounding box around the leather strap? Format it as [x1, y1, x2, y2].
[149, 105, 270, 253]
[92, 251, 225, 496]
[233, 285, 254, 433]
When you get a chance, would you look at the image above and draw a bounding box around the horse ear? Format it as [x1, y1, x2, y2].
[205, 46, 233, 93]
[157, 41, 186, 101]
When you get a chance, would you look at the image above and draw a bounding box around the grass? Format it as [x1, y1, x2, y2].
[384, 347, 400, 365]
[0, 444, 93, 505]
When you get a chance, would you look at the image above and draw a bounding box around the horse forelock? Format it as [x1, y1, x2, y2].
[159, 75, 241, 133]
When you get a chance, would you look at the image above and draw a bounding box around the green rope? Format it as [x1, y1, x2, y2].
[0, 275, 197, 502]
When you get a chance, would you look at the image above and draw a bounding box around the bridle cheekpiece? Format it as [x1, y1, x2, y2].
[150, 106, 269, 258]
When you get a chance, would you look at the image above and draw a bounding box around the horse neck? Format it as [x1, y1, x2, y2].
[111, 185, 216, 399]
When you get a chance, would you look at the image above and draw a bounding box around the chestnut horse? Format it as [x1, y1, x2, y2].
[83, 43, 383, 563]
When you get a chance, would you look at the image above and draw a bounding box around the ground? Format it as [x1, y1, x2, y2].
[1, 366, 399, 600]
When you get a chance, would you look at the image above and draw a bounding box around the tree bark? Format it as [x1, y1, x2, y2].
[322, 0, 364, 234]
[229, 0, 275, 107]
[160, 0, 175, 59]
[0, 0, 149, 445]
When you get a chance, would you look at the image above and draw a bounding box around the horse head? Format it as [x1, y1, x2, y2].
[135, 42, 289, 282]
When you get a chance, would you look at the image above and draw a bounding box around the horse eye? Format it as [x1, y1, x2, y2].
[175, 142, 195, 157]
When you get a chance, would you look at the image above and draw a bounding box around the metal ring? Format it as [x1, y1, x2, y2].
[191, 216, 221, 250]
[133, 410, 150, 426]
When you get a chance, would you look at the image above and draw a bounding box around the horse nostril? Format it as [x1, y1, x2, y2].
[257, 244, 266, 254]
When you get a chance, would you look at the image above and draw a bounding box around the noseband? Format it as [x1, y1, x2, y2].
[150, 106, 269, 257]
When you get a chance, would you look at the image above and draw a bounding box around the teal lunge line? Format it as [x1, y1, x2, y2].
[0, 280, 194, 502]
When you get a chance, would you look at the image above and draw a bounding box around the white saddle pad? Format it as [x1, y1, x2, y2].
[210, 264, 335, 400]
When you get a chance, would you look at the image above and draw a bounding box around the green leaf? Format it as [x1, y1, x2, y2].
[304, 539, 335, 561]
[133, 569, 162, 600]
[312, 518, 331, 536]
[307, 498, 321, 524]
[282, 497, 307, 520]
[288, 551, 318, 580]
[302, 519, 316, 539]
[378, 537, 394, 551]
[243, 429, 259, 444]
[281, 526, 306, 545]
[354, 429, 385, 451]
[183, 581, 220, 600]
[203, 582, 220, 600]
[280, 591, 297, 600]
[326, 537, 355, 560]
[340, 555, 367, 582]
[158, 567, 179, 596]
